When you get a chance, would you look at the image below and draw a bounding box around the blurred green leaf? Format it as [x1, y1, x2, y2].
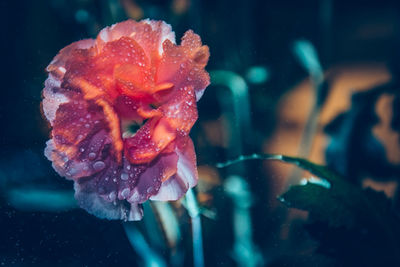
[276, 155, 400, 266]
[218, 154, 400, 266]
[279, 183, 354, 228]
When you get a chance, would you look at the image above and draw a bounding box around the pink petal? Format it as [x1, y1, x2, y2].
[150, 138, 198, 201]
[74, 178, 144, 221]
[129, 151, 179, 203]
[42, 75, 69, 126]
[156, 30, 210, 101]
[96, 19, 175, 59]
[47, 39, 94, 80]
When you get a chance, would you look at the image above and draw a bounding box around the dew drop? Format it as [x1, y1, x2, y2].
[121, 173, 129, 180]
[93, 161, 106, 171]
[88, 152, 96, 160]
[121, 188, 130, 198]
[109, 191, 116, 201]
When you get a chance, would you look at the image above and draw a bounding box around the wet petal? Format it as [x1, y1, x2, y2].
[150, 138, 197, 201]
[74, 178, 144, 221]
[47, 39, 95, 79]
[157, 30, 210, 101]
[162, 86, 198, 134]
[130, 151, 179, 203]
[97, 19, 176, 59]
[124, 118, 176, 164]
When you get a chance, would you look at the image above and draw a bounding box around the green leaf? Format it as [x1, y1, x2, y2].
[279, 183, 354, 228]
[278, 156, 400, 265]
[218, 154, 400, 265]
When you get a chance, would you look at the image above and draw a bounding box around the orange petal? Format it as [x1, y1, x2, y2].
[95, 99, 123, 163]
[125, 118, 176, 164]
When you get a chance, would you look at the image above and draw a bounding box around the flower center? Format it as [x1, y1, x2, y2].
[121, 119, 147, 139]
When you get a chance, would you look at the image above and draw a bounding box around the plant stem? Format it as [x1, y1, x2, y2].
[184, 188, 204, 267]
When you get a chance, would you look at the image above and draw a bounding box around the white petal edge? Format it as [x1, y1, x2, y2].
[42, 75, 69, 126]
[150, 148, 197, 201]
[74, 181, 144, 221]
[142, 19, 176, 55]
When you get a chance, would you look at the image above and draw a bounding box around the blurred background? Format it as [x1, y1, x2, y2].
[1, 0, 400, 266]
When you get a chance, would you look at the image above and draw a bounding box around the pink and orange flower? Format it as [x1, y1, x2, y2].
[42, 19, 210, 221]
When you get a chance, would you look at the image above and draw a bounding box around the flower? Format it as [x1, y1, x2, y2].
[42, 19, 210, 221]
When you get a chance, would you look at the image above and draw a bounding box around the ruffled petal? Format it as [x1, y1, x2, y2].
[162, 85, 198, 134]
[96, 19, 175, 59]
[74, 178, 144, 221]
[156, 30, 210, 101]
[42, 75, 70, 126]
[150, 138, 197, 201]
[124, 118, 176, 164]
[129, 151, 178, 203]
[47, 39, 95, 80]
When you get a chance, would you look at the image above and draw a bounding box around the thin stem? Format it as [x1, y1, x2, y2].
[184, 188, 204, 267]
[191, 215, 204, 267]
[216, 153, 331, 181]
[216, 153, 283, 168]
[123, 222, 167, 267]
[290, 40, 326, 183]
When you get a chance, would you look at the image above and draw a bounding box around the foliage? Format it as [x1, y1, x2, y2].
[275, 155, 400, 266]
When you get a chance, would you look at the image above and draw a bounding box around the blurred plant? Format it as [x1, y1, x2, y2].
[224, 175, 263, 267]
[292, 40, 325, 142]
[210, 70, 264, 267]
[289, 40, 331, 180]
[324, 82, 400, 182]
[218, 153, 400, 266]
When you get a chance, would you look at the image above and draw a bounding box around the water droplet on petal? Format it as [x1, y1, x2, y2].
[121, 173, 129, 180]
[121, 188, 130, 198]
[109, 191, 116, 201]
[93, 161, 105, 171]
